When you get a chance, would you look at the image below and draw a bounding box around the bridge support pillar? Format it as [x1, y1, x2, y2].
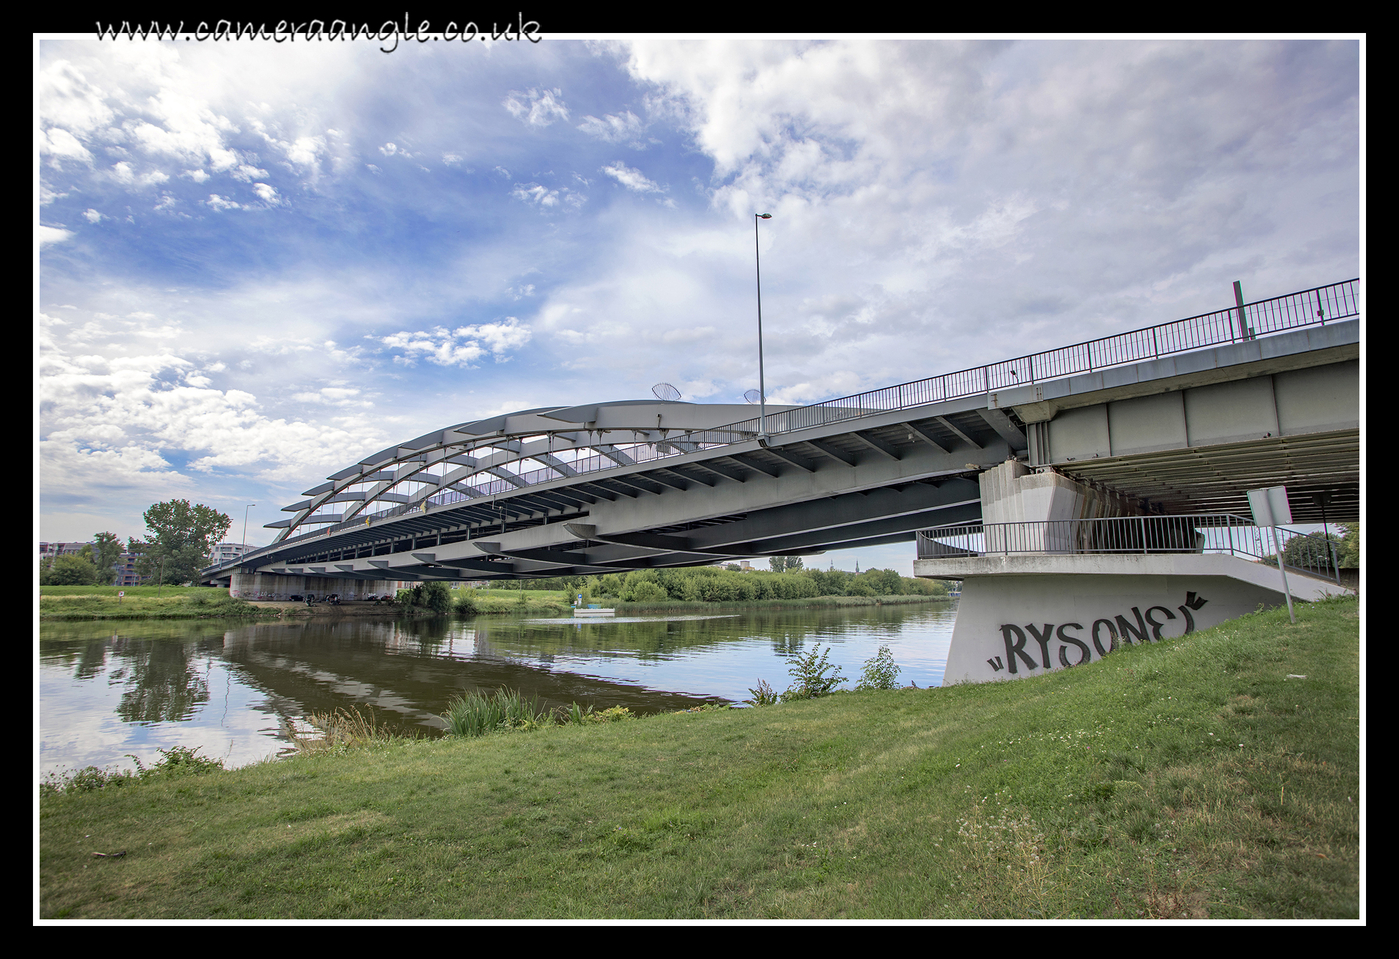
[229, 572, 404, 602]
[981, 459, 1143, 527]
[920, 461, 1344, 685]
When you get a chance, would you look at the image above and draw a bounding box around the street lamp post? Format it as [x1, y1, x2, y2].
[754, 213, 772, 443]
[242, 504, 256, 557]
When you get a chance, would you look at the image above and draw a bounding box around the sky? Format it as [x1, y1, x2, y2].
[36, 33, 1362, 576]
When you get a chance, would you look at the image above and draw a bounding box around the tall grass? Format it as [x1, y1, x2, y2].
[290, 706, 398, 754]
[442, 688, 635, 736]
[443, 688, 549, 736]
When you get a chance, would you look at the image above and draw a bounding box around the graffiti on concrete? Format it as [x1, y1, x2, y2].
[987, 591, 1208, 674]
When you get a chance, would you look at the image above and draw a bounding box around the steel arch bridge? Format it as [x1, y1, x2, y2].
[206, 279, 1359, 588]
[267, 399, 805, 544]
[231, 393, 1006, 583]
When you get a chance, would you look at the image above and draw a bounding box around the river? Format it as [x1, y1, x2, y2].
[38, 602, 957, 782]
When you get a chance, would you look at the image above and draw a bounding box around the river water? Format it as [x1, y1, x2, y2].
[38, 602, 956, 782]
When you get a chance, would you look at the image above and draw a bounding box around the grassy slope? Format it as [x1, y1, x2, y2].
[37, 596, 1360, 920]
[38, 586, 274, 620]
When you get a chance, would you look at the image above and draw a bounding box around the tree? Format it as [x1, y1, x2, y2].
[92, 531, 122, 586]
[768, 555, 805, 573]
[1338, 523, 1360, 568]
[1262, 531, 1342, 576]
[44, 554, 99, 585]
[130, 500, 232, 586]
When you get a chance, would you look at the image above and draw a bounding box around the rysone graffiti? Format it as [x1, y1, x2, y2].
[987, 592, 1208, 674]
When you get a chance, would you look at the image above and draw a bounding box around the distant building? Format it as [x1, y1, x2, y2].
[40, 540, 133, 584]
[208, 542, 254, 566]
[113, 552, 147, 587]
[39, 541, 90, 560]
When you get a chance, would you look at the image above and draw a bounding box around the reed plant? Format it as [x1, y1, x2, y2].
[443, 688, 551, 737]
[291, 706, 397, 754]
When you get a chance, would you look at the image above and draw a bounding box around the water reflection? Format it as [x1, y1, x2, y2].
[39, 603, 955, 781]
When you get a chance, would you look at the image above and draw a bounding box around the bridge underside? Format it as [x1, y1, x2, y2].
[1021, 349, 1360, 524]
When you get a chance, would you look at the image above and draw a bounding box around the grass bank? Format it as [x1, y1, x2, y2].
[38, 596, 1359, 919]
[38, 586, 276, 621]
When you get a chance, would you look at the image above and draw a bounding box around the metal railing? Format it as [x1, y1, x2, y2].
[712, 278, 1358, 438]
[916, 514, 1346, 584]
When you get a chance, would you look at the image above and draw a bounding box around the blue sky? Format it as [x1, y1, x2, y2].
[37, 35, 1362, 575]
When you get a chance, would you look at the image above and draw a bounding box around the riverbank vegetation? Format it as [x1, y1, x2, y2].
[527, 565, 950, 605]
[38, 595, 1358, 919]
[42, 566, 952, 621]
[38, 586, 272, 621]
[447, 565, 952, 616]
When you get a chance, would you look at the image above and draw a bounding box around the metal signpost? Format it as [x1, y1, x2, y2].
[1247, 485, 1295, 624]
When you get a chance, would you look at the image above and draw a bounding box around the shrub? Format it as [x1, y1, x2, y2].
[397, 582, 454, 615]
[745, 678, 780, 706]
[855, 645, 902, 691]
[781, 645, 846, 701]
[623, 580, 669, 603]
[41, 745, 225, 797]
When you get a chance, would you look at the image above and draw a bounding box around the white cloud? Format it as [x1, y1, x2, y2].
[290, 387, 363, 406]
[40, 225, 74, 245]
[578, 110, 645, 144]
[376, 319, 532, 367]
[40, 127, 93, 164]
[40, 329, 388, 495]
[511, 183, 559, 207]
[601, 161, 663, 194]
[503, 87, 570, 127]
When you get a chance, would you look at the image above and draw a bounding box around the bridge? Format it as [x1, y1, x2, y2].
[206, 279, 1360, 636]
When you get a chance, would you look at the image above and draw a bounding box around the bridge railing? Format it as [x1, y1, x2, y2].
[916, 514, 1346, 584]
[712, 278, 1359, 438]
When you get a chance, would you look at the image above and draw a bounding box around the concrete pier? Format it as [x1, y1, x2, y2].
[228, 571, 405, 602]
[917, 461, 1352, 685]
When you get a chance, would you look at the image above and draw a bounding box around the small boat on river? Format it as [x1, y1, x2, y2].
[573, 606, 617, 618]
